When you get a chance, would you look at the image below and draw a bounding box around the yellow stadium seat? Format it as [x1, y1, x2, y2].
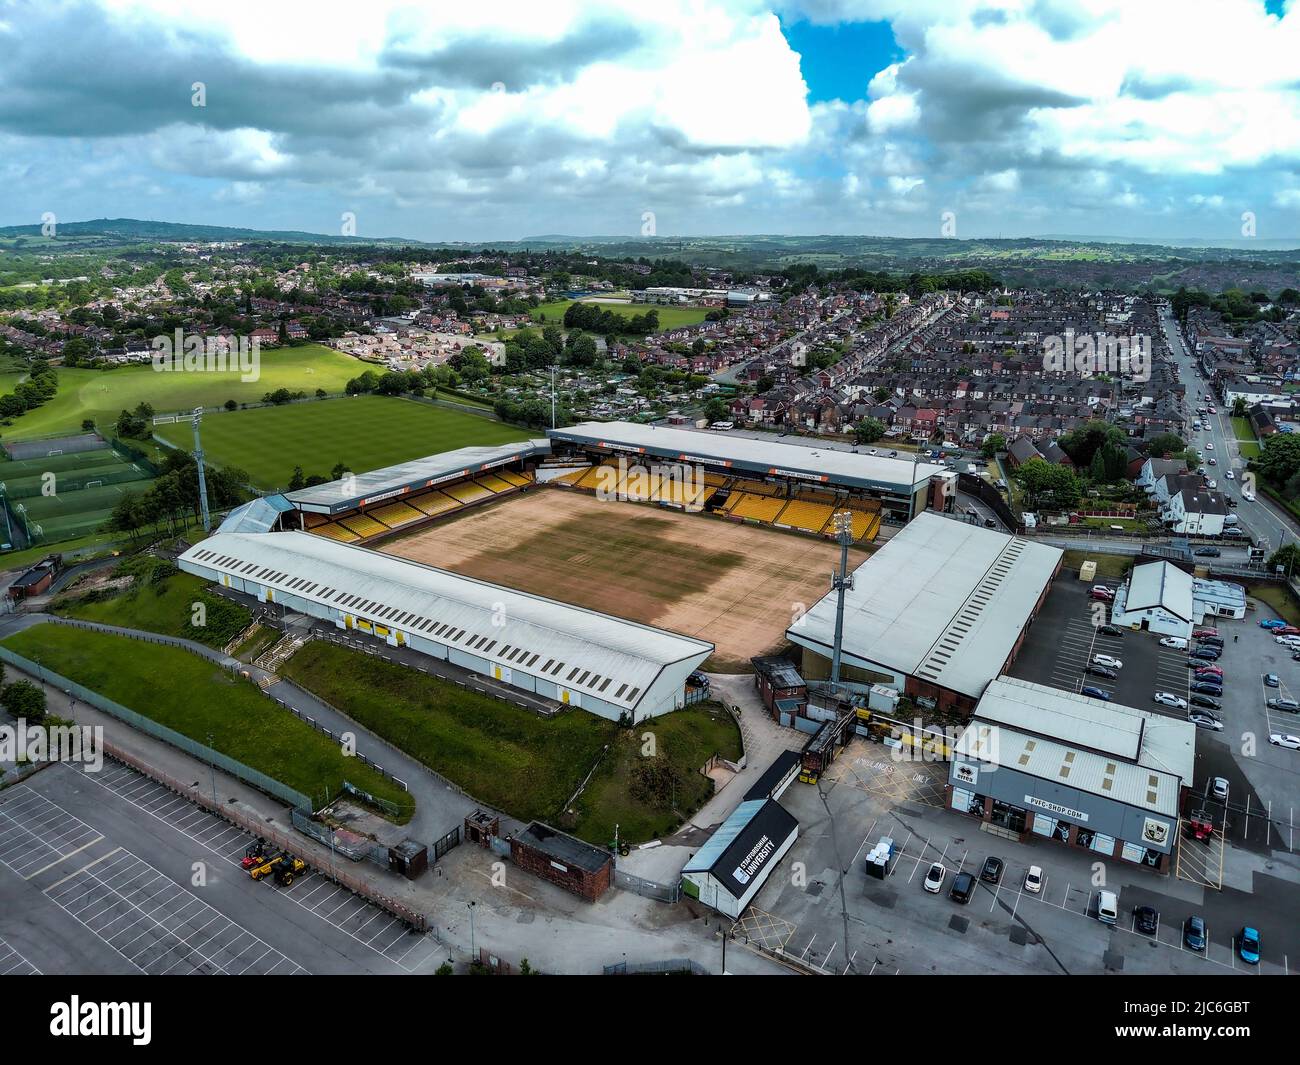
[409, 491, 463, 517]
[339, 514, 387, 539]
[369, 500, 424, 528]
[476, 474, 513, 494]
[443, 480, 494, 505]
[497, 469, 530, 487]
[775, 498, 835, 533]
[314, 522, 360, 543]
[727, 492, 788, 523]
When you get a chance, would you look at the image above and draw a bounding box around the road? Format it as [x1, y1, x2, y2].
[1160, 307, 1298, 553]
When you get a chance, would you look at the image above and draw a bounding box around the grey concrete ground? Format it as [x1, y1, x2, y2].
[0, 760, 448, 975]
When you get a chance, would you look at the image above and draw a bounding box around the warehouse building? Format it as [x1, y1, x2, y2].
[1109, 560, 1193, 637]
[680, 798, 799, 918]
[947, 677, 1195, 872]
[785, 512, 1062, 714]
[178, 531, 712, 721]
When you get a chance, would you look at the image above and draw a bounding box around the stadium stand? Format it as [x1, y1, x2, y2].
[303, 512, 330, 529]
[339, 513, 388, 539]
[315, 522, 361, 543]
[497, 469, 532, 487]
[551, 466, 592, 485]
[475, 474, 514, 494]
[409, 490, 463, 517]
[620, 467, 660, 501]
[370, 500, 425, 529]
[774, 498, 835, 533]
[727, 492, 788, 523]
[702, 472, 730, 489]
[443, 480, 495, 505]
[732, 479, 782, 497]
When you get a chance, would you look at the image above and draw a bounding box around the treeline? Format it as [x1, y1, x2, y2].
[105, 450, 249, 540]
[778, 264, 1002, 295]
[0, 358, 56, 419]
[562, 301, 659, 336]
[492, 394, 573, 431]
[1171, 284, 1299, 325]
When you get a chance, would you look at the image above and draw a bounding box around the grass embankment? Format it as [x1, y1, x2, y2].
[1061, 549, 1134, 581]
[2, 624, 412, 820]
[51, 555, 250, 650]
[231, 624, 280, 662]
[1248, 584, 1300, 627]
[568, 700, 742, 847]
[280, 641, 616, 823]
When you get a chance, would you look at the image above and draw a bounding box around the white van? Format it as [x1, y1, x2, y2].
[1097, 890, 1119, 925]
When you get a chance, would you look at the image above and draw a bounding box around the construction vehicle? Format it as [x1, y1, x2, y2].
[274, 855, 307, 887]
[240, 838, 270, 869]
[248, 851, 288, 881]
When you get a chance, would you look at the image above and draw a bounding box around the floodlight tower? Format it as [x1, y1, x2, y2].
[829, 510, 856, 689]
[192, 407, 211, 533]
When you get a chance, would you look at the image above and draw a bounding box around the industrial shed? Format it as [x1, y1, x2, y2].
[785, 512, 1062, 714]
[681, 798, 799, 918]
[178, 531, 712, 721]
[509, 822, 613, 902]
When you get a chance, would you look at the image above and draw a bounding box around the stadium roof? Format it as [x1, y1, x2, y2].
[216, 494, 295, 535]
[178, 531, 712, 713]
[284, 438, 551, 514]
[785, 512, 1062, 699]
[956, 677, 1195, 817]
[548, 421, 945, 493]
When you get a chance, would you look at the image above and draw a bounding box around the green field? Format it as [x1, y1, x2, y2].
[153, 395, 533, 489]
[2, 345, 369, 437]
[533, 299, 711, 331]
[1231, 416, 1262, 458]
[2, 624, 413, 820]
[1, 447, 156, 542]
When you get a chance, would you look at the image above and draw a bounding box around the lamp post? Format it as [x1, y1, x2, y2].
[467, 900, 477, 961]
[206, 730, 217, 805]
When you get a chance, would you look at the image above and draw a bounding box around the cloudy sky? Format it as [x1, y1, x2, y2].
[2, 0, 1299, 242]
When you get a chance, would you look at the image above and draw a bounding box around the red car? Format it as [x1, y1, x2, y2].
[1193, 628, 1219, 639]
[1089, 586, 1115, 602]
[1278, 627, 1300, 636]
[1195, 666, 1224, 678]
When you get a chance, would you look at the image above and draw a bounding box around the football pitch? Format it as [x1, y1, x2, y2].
[153, 395, 535, 489]
[1, 445, 155, 543]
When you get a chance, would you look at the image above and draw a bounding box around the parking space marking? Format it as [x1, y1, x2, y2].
[74, 761, 444, 973]
[732, 908, 796, 954]
[0, 936, 41, 975]
[0, 787, 105, 880]
[41, 845, 308, 976]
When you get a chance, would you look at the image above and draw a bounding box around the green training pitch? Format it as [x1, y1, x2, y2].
[3, 344, 371, 438]
[153, 395, 534, 489]
[533, 299, 711, 330]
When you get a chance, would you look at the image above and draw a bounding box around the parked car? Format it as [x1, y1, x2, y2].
[979, 856, 1004, 884]
[1086, 665, 1118, 679]
[1238, 926, 1260, 965]
[1190, 648, 1222, 662]
[1265, 673, 1280, 687]
[688, 670, 710, 689]
[1080, 685, 1111, 700]
[923, 862, 945, 893]
[1267, 697, 1300, 712]
[1275, 635, 1300, 647]
[1159, 636, 1188, 649]
[1211, 777, 1230, 801]
[1278, 627, 1300, 636]
[1194, 664, 1224, 677]
[949, 871, 975, 904]
[1269, 733, 1300, 750]
[1191, 682, 1224, 697]
[1023, 865, 1043, 893]
[1193, 547, 1220, 557]
[1092, 654, 1123, 669]
[1134, 905, 1159, 936]
[1089, 586, 1115, 602]
[1260, 618, 1287, 629]
[1154, 692, 1188, 710]
[1098, 624, 1124, 637]
[1184, 915, 1207, 951]
[1190, 694, 1222, 711]
[1189, 712, 1224, 730]
[1096, 890, 1119, 925]
[1193, 628, 1220, 638]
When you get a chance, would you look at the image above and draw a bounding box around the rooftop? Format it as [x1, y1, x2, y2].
[549, 420, 945, 492]
[786, 512, 1062, 699]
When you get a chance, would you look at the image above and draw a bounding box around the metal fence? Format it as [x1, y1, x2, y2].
[603, 957, 708, 976]
[0, 643, 312, 812]
[614, 867, 681, 904]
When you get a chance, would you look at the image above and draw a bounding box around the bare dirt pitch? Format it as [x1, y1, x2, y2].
[379, 488, 871, 672]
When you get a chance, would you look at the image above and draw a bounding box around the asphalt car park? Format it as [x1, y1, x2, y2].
[750, 772, 1293, 975]
[0, 760, 446, 976]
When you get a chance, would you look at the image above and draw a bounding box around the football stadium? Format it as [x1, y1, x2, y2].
[178, 421, 952, 717]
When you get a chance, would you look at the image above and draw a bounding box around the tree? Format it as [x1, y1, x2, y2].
[1144, 432, 1185, 459]
[756, 375, 775, 393]
[287, 466, 306, 491]
[1, 680, 46, 723]
[1013, 458, 1081, 511]
[1268, 543, 1300, 577]
[1232, 396, 1248, 418]
[704, 397, 731, 423]
[80, 418, 96, 432]
[854, 417, 886, 444]
[1258, 432, 1300, 489]
[980, 433, 1006, 459]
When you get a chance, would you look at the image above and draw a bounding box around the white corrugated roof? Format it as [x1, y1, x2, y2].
[956, 678, 1195, 816]
[180, 531, 712, 711]
[786, 512, 1062, 699]
[549, 421, 945, 490]
[1125, 561, 1194, 619]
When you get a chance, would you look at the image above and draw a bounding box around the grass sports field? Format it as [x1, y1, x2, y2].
[1, 445, 155, 543]
[154, 395, 533, 489]
[533, 299, 711, 330]
[381, 488, 870, 671]
[4, 344, 368, 437]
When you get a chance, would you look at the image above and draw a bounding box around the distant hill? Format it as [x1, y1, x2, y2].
[0, 217, 423, 245]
